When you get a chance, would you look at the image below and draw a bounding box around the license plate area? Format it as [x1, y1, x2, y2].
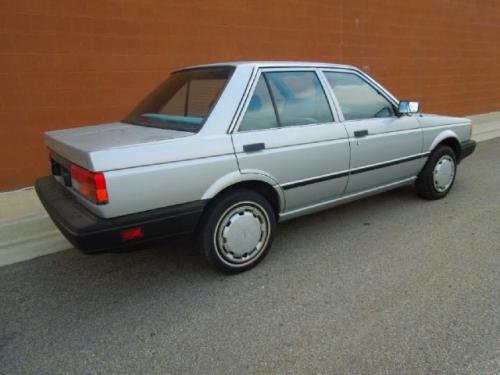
[50, 151, 72, 187]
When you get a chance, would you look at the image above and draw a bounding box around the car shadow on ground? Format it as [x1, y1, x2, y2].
[0, 183, 460, 346]
[108, 185, 421, 264]
[2, 185, 423, 307]
[28, 186, 412, 271]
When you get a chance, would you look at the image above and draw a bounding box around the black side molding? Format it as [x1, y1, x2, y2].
[282, 153, 429, 190]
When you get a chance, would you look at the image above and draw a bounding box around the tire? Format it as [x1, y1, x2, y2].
[415, 145, 457, 200]
[198, 189, 276, 274]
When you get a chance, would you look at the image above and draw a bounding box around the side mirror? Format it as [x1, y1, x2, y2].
[398, 101, 420, 115]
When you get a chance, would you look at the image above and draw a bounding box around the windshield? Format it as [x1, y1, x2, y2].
[124, 66, 234, 132]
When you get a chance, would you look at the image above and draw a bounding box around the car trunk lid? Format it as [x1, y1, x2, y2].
[45, 122, 193, 170]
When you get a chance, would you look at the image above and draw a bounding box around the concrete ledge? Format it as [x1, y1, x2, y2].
[0, 190, 71, 266]
[1, 111, 499, 267]
[1, 187, 46, 222]
[0, 228, 70, 266]
[469, 111, 500, 142]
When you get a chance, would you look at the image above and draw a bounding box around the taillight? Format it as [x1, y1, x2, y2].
[70, 164, 108, 204]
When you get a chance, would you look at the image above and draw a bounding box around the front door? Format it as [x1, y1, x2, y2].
[322, 70, 423, 194]
[231, 70, 350, 212]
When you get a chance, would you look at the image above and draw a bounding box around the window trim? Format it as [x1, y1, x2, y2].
[320, 68, 399, 123]
[231, 68, 340, 133]
[183, 80, 190, 116]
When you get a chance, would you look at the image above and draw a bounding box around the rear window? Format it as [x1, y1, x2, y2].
[124, 66, 234, 132]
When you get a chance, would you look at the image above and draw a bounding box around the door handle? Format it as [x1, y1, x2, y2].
[354, 130, 368, 138]
[243, 143, 265, 153]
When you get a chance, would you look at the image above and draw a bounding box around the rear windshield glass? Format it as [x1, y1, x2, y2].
[124, 66, 234, 132]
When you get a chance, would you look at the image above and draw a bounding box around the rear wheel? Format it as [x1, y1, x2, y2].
[198, 189, 276, 274]
[415, 145, 457, 200]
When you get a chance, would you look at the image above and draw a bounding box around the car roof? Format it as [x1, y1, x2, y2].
[175, 61, 358, 71]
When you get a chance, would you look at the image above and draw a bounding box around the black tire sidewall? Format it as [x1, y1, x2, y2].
[198, 189, 276, 274]
[416, 145, 457, 199]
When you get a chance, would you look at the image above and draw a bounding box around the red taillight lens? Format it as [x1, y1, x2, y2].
[70, 164, 108, 204]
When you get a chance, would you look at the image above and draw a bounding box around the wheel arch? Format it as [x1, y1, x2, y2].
[429, 130, 462, 161]
[201, 171, 285, 216]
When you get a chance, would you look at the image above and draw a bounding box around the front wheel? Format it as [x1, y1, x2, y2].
[415, 145, 457, 200]
[198, 189, 276, 274]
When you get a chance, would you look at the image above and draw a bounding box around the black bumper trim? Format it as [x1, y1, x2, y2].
[460, 140, 476, 161]
[35, 176, 206, 253]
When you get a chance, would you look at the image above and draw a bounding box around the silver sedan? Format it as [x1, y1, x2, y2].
[36, 62, 476, 273]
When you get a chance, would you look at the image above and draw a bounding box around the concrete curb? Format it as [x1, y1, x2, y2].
[470, 113, 500, 142]
[0, 184, 74, 267]
[1, 111, 499, 267]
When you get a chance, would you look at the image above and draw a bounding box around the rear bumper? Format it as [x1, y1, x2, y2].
[35, 176, 206, 253]
[460, 139, 476, 161]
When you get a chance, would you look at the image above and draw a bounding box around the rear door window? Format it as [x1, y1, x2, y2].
[239, 76, 279, 131]
[266, 71, 333, 126]
[239, 71, 333, 131]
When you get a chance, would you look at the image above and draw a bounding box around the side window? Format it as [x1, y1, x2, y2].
[238, 71, 334, 132]
[324, 72, 395, 121]
[266, 71, 333, 126]
[239, 76, 279, 131]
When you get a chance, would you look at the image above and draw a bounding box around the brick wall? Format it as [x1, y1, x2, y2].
[1, 0, 499, 190]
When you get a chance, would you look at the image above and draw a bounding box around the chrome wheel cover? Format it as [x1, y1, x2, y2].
[433, 155, 455, 192]
[214, 202, 271, 266]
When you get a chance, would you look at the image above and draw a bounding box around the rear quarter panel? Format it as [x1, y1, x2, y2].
[65, 65, 256, 218]
[93, 135, 238, 218]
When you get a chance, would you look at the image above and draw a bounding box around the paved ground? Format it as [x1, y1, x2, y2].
[1, 139, 499, 374]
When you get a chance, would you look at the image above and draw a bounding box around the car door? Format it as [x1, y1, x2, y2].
[322, 70, 423, 194]
[231, 69, 350, 212]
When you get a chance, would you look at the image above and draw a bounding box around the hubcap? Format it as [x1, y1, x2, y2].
[215, 202, 270, 266]
[433, 155, 455, 192]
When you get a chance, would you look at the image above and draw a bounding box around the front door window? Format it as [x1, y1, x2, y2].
[324, 72, 395, 121]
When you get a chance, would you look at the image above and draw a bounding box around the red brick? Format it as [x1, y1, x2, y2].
[1, 0, 500, 190]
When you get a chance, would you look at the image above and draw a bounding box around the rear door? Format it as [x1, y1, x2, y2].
[230, 68, 350, 212]
[322, 70, 423, 194]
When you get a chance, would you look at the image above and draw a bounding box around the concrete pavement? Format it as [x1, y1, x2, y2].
[1, 137, 499, 374]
